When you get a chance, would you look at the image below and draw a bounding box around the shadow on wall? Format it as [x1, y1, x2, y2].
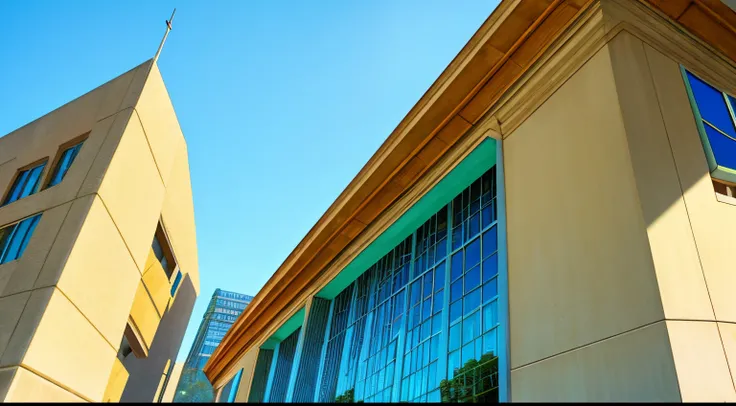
[120, 274, 197, 402]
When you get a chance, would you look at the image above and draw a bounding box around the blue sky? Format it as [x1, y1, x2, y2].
[0, 0, 499, 363]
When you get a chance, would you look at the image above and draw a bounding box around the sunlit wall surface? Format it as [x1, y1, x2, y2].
[174, 290, 253, 402]
[252, 166, 502, 403]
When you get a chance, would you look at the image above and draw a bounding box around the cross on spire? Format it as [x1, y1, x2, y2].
[153, 8, 176, 63]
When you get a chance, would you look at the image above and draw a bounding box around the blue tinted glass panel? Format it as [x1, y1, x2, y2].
[483, 254, 498, 283]
[3, 162, 46, 206]
[450, 301, 462, 324]
[465, 266, 480, 293]
[483, 227, 498, 257]
[704, 124, 736, 170]
[450, 280, 463, 303]
[171, 270, 183, 295]
[20, 165, 44, 198]
[483, 279, 498, 304]
[464, 289, 481, 316]
[465, 239, 481, 270]
[451, 252, 463, 281]
[434, 262, 445, 292]
[0, 215, 41, 264]
[48, 142, 84, 187]
[484, 300, 498, 332]
[687, 72, 736, 137]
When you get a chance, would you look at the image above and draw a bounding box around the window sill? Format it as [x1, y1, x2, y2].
[715, 192, 736, 207]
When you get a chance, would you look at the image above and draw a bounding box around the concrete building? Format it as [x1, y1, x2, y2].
[0, 58, 199, 402]
[174, 289, 253, 402]
[204, 0, 736, 402]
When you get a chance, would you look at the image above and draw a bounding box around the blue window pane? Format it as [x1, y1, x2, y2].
[3, 162, 46, 206]
[410, 279, 421, 306]
[431, 314, 442, 335]
[435, 238, 447, 261]
[482, 201, 494, 228]
[410, 305, 420, 329]
[448, 350, 460, 377]
[422, 298, 431, 320]
[401, 378, 409, 401]
[20, 165, 44, 198]
[434, 262, 445, 292]
[467, 213, 480, 239]
[15, 215, 41, 260]
[465, 266, 480, 293]
[465, 238, 481, 270]
[5, 170, 30, 205]
[450, 279, 463, 302]
[421, 319, 430, 341]
[483, 329, 498, 358]
[423, 273, 433, 298]
[450, 301, 462, 324]
[428, 362, 438, 390]
[421, 364, 429, 392]
[687, 72, 736, 138]
[451, 251, 463, 281]
[2, 215, 41, 263]
[462, 342, 474, 365]
[415, 254, 425, 276]
[170, 270, 183, 295]
[483, 301, 498, 332]
[463, 311, 480, 345]
[483, 279, 498, 304]
[429, 335, 439, 361]
[704, 124, 736, 170]
[432, 289, 443, 314]
[483, 254, 498, 283]
[464, 288, 481, 315]
[449, 323, 461, 351]
[452, 225, 463, 250]
[428, 389, 441, 402]
[483, 226, 498, 257]
[394, 290, 405, 318]
[403, 354, 411, 377]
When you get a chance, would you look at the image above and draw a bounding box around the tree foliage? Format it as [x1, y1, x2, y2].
[439, 353, 499, 403]
[173, 367, 215, 403]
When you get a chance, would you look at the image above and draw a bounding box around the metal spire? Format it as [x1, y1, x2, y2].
[153, 8, 176, 63]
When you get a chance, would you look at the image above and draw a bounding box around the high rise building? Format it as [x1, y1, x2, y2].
[204, 0, 736, 403]
[174, 289, 253, 402]
[0, 58, 199, 402]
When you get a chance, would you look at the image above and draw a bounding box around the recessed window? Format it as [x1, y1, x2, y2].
[683, 69, 736, 185]
[46, 139, 85, 188]
[0, 214, 42, 265]
[152, 223, 176, 279]
[118, 321, 148, 359]
[2, 160, 47, 206]
[170, 270, 183, 296]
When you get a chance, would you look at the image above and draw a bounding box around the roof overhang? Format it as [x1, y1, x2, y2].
[204, 0, 736, 386]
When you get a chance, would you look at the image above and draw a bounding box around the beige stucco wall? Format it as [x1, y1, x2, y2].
[0, 60, 199, 402]
[504, 39, 679, 401]
[504, 13, 736, 400]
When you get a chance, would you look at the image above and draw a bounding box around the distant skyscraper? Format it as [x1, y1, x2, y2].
[174, 289, 253, 402]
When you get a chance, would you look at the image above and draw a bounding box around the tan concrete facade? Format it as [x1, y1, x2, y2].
[0, 60, 199, 402]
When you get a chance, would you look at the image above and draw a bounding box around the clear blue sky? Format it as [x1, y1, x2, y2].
[0, 0, 499, 363]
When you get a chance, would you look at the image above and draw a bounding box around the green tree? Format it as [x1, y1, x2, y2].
[335, 388, 355, 403]
[439, 353, 499, 403]
[173, 367, 215, 403]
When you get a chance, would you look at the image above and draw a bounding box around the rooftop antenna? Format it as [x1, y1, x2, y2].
[153, 8, 176, 63]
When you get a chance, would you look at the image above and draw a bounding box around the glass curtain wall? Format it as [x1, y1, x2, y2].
[258, 165, 502, 403]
